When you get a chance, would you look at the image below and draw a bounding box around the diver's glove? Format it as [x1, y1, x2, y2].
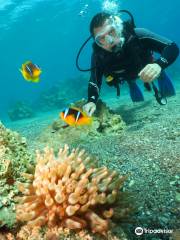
[138, 63, 162, 83]
[83, 102, 96, 116]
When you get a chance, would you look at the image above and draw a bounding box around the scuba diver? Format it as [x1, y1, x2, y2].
[76, 11, 179, 116]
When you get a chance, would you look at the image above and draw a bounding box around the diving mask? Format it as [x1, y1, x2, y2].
[94, 16, 124, 51]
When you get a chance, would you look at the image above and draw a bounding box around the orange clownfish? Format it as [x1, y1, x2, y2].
[60, 107, 92, 127]
[20, 61, 42, 83]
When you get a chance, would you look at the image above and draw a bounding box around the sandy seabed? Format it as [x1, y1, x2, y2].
[3, 82, 180, 240]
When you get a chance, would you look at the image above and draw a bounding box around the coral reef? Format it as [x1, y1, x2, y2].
[70, 99, 125, 135]
[14, 225, 129, 240]
[0, 122, 32, 178]
[35, 75, 87, 112]
[0, 122, 32, 227]
[94, 100, 126, 135]
[37, 99, 126, 151]
[8, 101, 34, 121]
[36, 85, 68, 111]
[16, 145, 130, 238]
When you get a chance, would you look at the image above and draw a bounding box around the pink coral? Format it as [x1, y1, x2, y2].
[16, 145, 126, 236]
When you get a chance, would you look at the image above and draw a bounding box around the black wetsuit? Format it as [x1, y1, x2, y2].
[88, 24, 179, 104]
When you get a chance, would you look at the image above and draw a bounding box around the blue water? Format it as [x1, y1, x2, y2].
[0, 0, 179, 120]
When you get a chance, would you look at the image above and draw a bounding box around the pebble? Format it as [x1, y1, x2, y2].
[175, 192, 180, 203]
[170, 180, 176, 185]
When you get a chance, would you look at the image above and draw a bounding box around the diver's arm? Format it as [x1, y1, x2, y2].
[135, 28, 179, 69]
[88, 53, 103, 104]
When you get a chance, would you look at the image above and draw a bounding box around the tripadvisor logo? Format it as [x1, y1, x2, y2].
[135, 227, 143, 235]
[135, 227, 173, 236]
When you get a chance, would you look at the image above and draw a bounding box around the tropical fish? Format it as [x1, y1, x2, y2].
[20, 61, 42, 83]
[60, 107, 92, 127]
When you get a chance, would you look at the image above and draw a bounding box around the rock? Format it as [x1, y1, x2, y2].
[128, 180, 135, 187]
[8, 101, 34, 121]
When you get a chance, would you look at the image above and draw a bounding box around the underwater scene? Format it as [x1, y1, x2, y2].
[0, 0, 180, 239]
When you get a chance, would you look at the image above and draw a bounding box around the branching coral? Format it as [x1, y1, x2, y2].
[16, 145, 127, 237]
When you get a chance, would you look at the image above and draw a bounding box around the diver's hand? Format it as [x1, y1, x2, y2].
[83, 102, 96, 116]
[138, 63, 162, 83]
